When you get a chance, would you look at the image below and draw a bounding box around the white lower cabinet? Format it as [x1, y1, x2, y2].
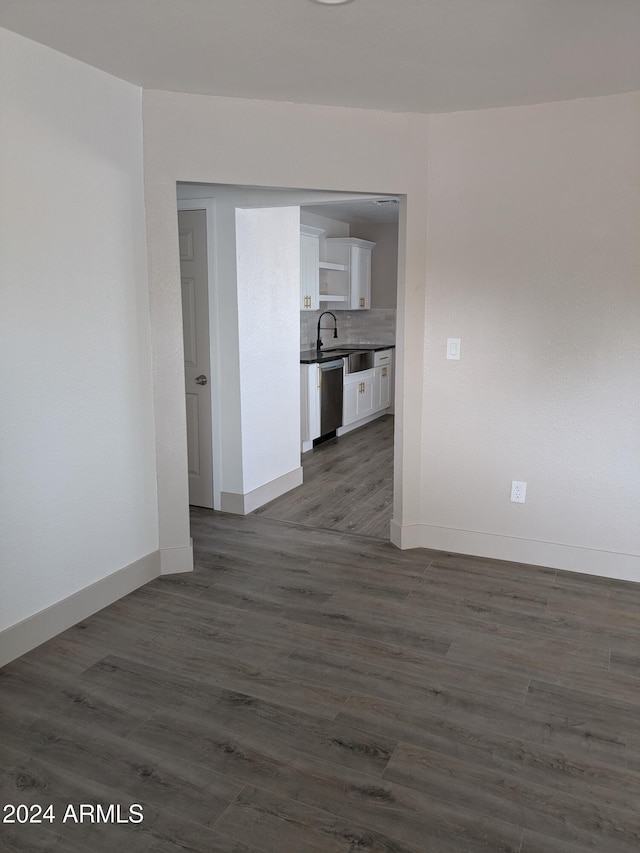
[302, 350, 394, 449]
[373, 364, 391, 410]
[343, 369, 374, 427]
[374, 349, 393, 411]
[342, 349, 393, 432]
[300, 363, 321, 451]
[343, 379, 359, 426]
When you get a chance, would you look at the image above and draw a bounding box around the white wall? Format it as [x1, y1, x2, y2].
[235, 206, 301, 496]
[0, 29, 159, 654]
[145, 93, 430, 552]
[420, 92, 640, 578]
[147, 87, 639, 583]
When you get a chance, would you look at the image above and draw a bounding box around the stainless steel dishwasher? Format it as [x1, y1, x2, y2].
[319, 359, 344, 438]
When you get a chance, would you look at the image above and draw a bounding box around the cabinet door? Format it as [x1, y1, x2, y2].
[344, 372, 376, 425]
[349, 245, 371, 310]
[300, 232, 319, 311]
[374, 365, 390, 411]
[309, 365, 321, 439]
[343, 378, 360, 426]
[301, 364, 321, 444]
[358, 375, 374, 417]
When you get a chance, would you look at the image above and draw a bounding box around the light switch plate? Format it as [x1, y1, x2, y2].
[447, 338, 461, 360]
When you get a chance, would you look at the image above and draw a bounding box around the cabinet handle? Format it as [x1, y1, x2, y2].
[317, 367, 321, 389]
[382, 367, 387, 377]
[359, 297, 365, 308]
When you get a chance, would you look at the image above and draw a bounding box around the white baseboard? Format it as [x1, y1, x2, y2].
[221, 466, 303, 515]
[390, 522, 640, 582]
[337, 408, 390, 437]
[0, 551, 161, 667]
[160, 539, 194, 575]
[390, 519, 423, 550]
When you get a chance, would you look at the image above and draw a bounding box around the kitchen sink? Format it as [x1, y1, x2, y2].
[345, 350, 374, 373]
[319, 350, 354, 358]
[320, 347, 375, 373]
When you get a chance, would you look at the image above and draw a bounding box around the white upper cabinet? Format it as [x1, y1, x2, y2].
[321, 237, 375, 310]
[300, 225, 323, 311]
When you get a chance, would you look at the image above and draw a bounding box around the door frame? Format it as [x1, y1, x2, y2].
[177, 197, 222, 510]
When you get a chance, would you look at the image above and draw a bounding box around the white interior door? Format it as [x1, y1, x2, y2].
[178, 208, 214, 508]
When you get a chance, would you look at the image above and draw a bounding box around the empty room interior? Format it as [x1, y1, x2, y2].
[1, 2, 640, 851]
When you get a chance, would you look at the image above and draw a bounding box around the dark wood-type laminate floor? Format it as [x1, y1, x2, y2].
[253, 414, 394, 540]
[3, 432, 640, 851]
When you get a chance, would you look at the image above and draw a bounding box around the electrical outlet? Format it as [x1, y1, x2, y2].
[511, 481, 527, 503]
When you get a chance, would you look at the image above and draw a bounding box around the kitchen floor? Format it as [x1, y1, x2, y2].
[253, 414, 394, 539]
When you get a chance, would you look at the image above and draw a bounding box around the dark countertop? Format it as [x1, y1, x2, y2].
[300, 344, 395, 364]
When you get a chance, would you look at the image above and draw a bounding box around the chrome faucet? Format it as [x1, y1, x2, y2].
[316, 311, 338, 351]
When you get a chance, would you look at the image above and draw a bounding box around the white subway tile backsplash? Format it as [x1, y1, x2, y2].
[301, 309, 396, 350]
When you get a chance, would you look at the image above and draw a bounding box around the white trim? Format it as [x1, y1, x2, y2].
[160, 539, 194, 575]
[390, 522, 640, 582]
[390, 519, 422, 550]
[221, 466, 303, 515]
[300, 224, 325, 238]
[337, 408, 391, 436]
[0, 551, 161, 667]
[177, 197, 221, 511]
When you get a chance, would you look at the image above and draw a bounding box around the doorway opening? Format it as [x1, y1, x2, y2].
[176, 182, 400, 540]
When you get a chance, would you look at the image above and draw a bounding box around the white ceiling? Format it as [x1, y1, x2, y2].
[1, 0, 639, 114]
[302, 199, 400, 225]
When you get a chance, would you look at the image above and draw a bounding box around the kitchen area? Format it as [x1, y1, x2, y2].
[300, 341, 394, 451]
[299, 202, 397, 450]
[176, 182, 398, 536]
[254, 198, 398, 538]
